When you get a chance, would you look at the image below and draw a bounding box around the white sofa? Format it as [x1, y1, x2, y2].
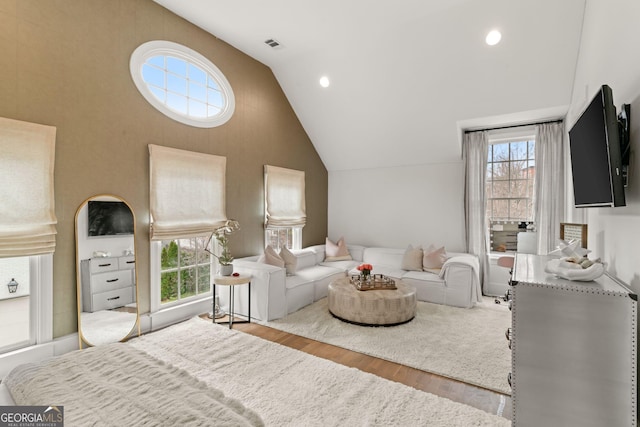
[226, 244, 481, 321]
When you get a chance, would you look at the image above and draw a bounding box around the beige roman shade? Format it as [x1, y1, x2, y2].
[264, 165, 306, 228]
[0, 117, 57, 257]
[149, 144, 227, 240]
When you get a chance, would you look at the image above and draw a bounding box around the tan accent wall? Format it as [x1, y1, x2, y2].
[0, 0, 328, 338]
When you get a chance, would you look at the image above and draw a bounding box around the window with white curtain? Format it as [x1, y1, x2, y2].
[149, 145, 226, 310]
[486, 138, 536, 222]
[486, 130, 536, 252]
[0, 117, 56, 355]
[0, 117, 57, 256]
[264, 165, 306, 250]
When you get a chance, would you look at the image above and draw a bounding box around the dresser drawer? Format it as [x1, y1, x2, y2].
[119, 255, 136, 270]
[91, 287, 134, 311]
[89, 257, 118, 273]
[91, 269, 133, 294]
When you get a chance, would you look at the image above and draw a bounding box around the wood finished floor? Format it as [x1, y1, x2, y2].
[224, 319, 511, 420]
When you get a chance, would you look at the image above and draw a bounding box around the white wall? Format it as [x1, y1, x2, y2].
[567, 0, 640, 292]
[328, 161, 466, 252]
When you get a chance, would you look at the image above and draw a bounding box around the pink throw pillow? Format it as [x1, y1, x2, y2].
[325, 237, 352, 261]
[402, 244, 423, 271]
[259, 245, 285, 268]
[279, 246, 297, 275]
[423, 244, 447, 270]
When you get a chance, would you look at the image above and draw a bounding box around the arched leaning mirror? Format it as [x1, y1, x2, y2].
[75, 194, 140, 348]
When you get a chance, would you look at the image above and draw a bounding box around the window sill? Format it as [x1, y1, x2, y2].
[149, 296, 211, 332]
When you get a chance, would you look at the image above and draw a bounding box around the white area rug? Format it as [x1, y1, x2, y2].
[131, 317, 509, 426]
[263, 297, 512, 394]
[81, 310, 137, 345]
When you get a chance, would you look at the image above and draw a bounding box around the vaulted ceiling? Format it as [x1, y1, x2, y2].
[154, 0, 586, 171]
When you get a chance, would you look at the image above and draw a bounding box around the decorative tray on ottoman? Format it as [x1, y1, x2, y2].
[349, 274, 397, 291]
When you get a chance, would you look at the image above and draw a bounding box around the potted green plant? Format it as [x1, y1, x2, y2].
[207, 219, 240, 276]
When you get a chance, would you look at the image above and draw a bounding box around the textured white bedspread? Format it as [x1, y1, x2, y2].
[3, 343, 264, 426]
[130, 317, 510, 426]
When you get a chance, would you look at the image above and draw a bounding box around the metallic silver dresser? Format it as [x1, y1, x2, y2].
[509, 253, 637, 426]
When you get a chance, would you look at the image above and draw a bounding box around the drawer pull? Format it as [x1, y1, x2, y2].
[98, 263, 112, 267]
[505, 328, 511, 341]
[106, 278, 119, 283]
[507, 372, 512, 388]
[126, 261, 135, 264]
[107, 296, 121, 301]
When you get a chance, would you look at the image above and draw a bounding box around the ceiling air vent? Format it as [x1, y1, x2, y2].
[264, 38, 282, 49]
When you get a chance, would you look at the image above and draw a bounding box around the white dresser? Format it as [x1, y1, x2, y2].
[81, 256, 136, 313]
[509, 254, 637, 426]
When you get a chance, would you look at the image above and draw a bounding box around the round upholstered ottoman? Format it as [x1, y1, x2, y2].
[328, 277, 416, 326]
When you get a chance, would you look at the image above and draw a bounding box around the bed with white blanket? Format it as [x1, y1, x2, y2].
[1, 317, 509, 426]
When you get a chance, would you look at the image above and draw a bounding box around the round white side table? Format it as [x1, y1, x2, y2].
[211, 274, 251, 329]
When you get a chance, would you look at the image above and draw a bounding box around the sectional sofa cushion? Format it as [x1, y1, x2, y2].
[293, 250, 318, 272]
[234, 244, 481, 321]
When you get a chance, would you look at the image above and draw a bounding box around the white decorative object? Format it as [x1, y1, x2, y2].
[211, 294, 225, 319]
[544, 258, 605, 281]
[547, 239, 590, 259]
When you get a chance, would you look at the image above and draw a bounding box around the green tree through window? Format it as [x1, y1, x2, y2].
[160, 237, 210, 304]
[486, 140, 535, 221]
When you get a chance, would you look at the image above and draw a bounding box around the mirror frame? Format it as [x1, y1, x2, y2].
[75, 194, 140, 348]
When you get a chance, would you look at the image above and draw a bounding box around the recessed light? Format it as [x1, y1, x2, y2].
[486, 30, 502, 46]
[319, 76, 330, 88]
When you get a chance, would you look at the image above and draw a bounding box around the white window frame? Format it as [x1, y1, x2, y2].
[486, 130, 536, 223]
[0, 254, 53, 355]
[150, 237, 213, 313]
[264, 227, 302, 251]
[130, 41, 235, 128]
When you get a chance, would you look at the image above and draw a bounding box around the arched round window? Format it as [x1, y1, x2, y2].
[130, 41, 235, 128]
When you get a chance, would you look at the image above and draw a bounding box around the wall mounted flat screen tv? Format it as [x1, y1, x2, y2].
[88, 201, 134, 237]
[568, 84, 629, 208]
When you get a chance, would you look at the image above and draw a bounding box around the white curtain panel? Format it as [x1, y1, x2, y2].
[534, 122, 565, 255]
[149, 144, 227, 240]
[463, 131, 489, 293]
[0, 117, 57, 257]
[264, 165, 306, 228]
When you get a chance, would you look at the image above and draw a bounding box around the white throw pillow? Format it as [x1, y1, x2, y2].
[259, 245, 285, 268]
[401, 245, 423, 271]
[325, 236, 352, 261]
[279, 246, 297, 275]
[423, 244, 447, 270]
